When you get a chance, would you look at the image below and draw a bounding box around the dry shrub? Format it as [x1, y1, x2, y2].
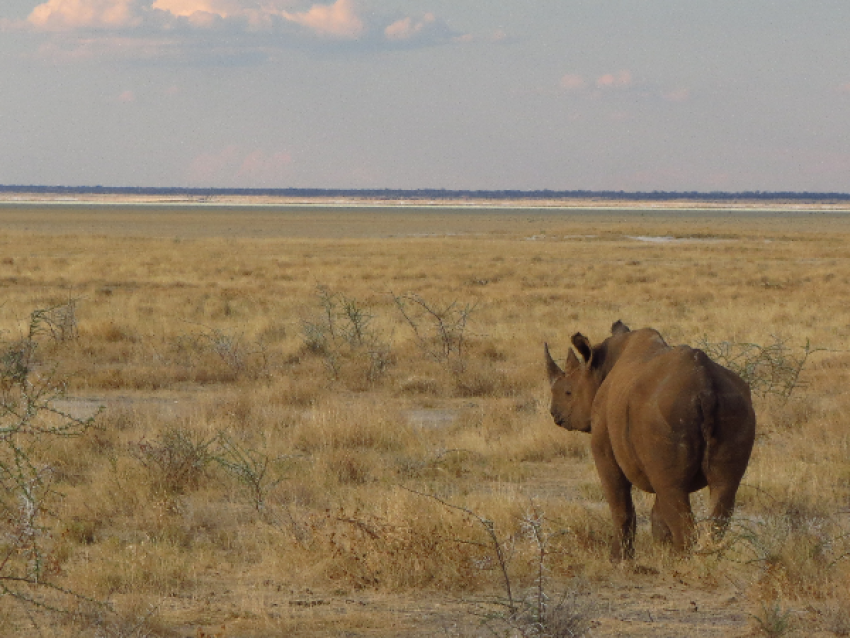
[398, 448, 489, 481]
[300, 285, 394, 389]
[77, 600, 173, 638]
[485, 406, 589, 464]
[718, 506, 850, 604]
[265, 371, 327, 409]
[81, 319, 141, 344]
[81, 537, 197, 598]
[320, 449, 377, 486]
[129, 426, 216, 496]
[515, 434, 588, 464]
[819, 600, 850, 636]
[291, 402, 411, 455]
[315, 499, 485, 591]
[452, 359, 512, 397]
[759, 395, 817, 432]
[396, 374, 441, 396]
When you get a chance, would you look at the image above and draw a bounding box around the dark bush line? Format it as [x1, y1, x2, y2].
[3, 184, 850, 203]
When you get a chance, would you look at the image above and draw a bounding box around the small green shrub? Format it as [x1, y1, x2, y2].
[301, 285, 392, 384]
[392, 292, 477, 373]
[752, 598, 795, 637]
[0, 307, 98, 614]
[172, 324, 271, 382]
[696, 336, 817, 398]
[213, 433, 286, 511]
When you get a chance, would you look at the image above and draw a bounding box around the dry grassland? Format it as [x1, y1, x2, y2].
[1, 202, 849, 637]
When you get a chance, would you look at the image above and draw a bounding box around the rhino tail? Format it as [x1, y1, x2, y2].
[700, 392, 716, 472]
[698, 375, 719, 477]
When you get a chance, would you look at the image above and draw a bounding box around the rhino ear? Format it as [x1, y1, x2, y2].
[570, 332, 593, 364]
[544, 343, 564, 384]
[611, 320, 630, 336]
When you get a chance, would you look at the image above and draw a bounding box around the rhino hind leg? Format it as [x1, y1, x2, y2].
[707, 482, 740, 541]
[650, 499, 673, 545]
[653, 489, 696, 552]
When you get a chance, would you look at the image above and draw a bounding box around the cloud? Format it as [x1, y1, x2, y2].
[151, 0, 233, 19]
[281, 0, 364, 39]
[25, 0, 366, 37]
[18, 0, 464, 63]
[560, 70, 637, 95]
[28, 0, 142, 30]
[117, 89, 136, 102]
[382, 12, 460, 47]
[384, 13, 434, 41]
[560, 73, 587, 91]
[596, 70, 632, 89]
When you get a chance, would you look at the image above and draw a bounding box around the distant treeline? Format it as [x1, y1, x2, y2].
[2, 184, 850, 202]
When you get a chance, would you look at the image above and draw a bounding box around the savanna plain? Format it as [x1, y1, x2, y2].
[1, 201, 850, 637]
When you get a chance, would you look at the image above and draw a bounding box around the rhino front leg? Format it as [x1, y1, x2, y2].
[609, 489, 636, 561]
[592, 432, 636, 560]
[597, 467, 636, 561]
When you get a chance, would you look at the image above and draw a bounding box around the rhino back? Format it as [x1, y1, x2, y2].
[594, 344, 720, 493]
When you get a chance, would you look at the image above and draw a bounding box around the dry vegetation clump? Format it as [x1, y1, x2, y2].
[0, 206, 849, 636]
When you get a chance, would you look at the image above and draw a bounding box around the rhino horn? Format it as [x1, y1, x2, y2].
[544, 343, 564, 383]
[611, 320, 630, 335]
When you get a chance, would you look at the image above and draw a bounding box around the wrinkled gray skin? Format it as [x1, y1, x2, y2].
[545, 321, 756, 560]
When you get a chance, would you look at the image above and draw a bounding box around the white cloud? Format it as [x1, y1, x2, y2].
[25, 0, 365, 37]
[596, 70, 632, 89]
[28, 0, 142, 30]
[154, 0, 367, 39]
[151, 0, 234, 18]
[384, 13, 435, 41]
[19, 0, 462, 63]
[281, 0, 364, 39]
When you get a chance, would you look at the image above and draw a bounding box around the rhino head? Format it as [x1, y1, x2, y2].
[545, 322, 629, 432]
[545, 335, 596, 432]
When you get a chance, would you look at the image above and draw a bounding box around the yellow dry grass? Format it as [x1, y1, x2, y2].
[1, 202, 849, 637]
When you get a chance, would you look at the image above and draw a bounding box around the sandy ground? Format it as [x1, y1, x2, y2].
[159, 575, 754, 638]
[1, 193, 849, 241]
[4, 191, 850, 212]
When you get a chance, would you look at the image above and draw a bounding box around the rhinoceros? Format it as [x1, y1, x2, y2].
[545, 321, 756, 560]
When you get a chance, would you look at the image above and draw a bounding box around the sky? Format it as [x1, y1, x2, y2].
[1, 0, 849, 192]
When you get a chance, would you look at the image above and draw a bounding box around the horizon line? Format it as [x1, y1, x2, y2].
[2, 184, 850, 202]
